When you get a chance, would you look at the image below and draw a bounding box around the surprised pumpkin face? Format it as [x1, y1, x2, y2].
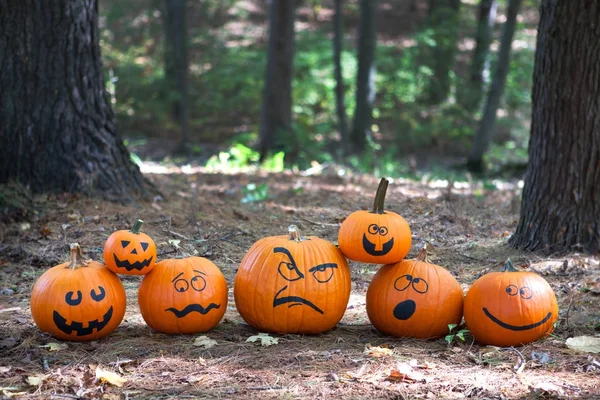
[104, 220, 157, 275]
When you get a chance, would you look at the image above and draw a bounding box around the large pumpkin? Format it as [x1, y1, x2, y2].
[30, 243, 126, 341]
[234, 225, 351, 334]
[338, 178, 411, 264]
[366, 247, 464, 338]
[104, 219, 156, 275]
[464, 260, 558, 347]
[138, 256, 228, 334]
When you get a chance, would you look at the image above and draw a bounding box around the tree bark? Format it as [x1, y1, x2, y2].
[333, 0, 348, 155]
[0, 0, 152, 202]
[163, 0, 190, 153]
[510, 0, 600, 254]
[350, 0, 377, 153]
[467, 0, 522, 172]
[258, 0, 296, 163]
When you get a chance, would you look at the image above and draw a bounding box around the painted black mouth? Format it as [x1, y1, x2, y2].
[273, 286, 324, 314]
[393, 299, 416, 320]
[53, 306, 113, 336]
[113, 254, 153, 271]
[362, 234, 394, 256]
[483, 307, 553, 331]
[165, 303, 221, 318]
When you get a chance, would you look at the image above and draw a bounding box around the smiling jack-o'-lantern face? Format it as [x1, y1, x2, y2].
[138, 256, 228, 334]
[338, 178, 412, 264]
[31, 244, 126, 341]
[464, 260, 558, 347]
[366, 248, 464, 339]
[104, 219, 156, 275]
[234, 225, 351, 334]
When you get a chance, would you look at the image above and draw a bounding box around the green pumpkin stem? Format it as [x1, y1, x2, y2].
[415, 246, 430, 263]
[372, 178, 389, 214]
[130, 219, 144, 234]
[68, 243, 88, 269]
[288, 225, 304, 242]
[502, 259, 517, 272]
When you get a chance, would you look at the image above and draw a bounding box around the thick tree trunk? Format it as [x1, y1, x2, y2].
[258, 0, 296, 163]
[510, 0, 600, 254]
[163, 0, 190, 153]
[467, 0, 522, 172]
[0, 0, 151, 202]
[350, 0, 377, 153]
[333, 0, 348, 155]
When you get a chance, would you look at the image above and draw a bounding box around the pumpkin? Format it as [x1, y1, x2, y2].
[30, 243, 126, 341]
[338, 178, 411, 264]
[104, 219, 156, 275]
[366, 247, 464, 338]
[234, 225, 351, 334]
[138, 256, 228, 334]
[464, 260, 558, 347]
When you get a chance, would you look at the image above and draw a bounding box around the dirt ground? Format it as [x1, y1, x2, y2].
[1, 168, 600, 399]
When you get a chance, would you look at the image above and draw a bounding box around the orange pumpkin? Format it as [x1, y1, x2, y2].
[338, 178, 411, 264]
[104, 219, 156, 275]
[30, 243, 126, 341]
[138, 256, 228, 334]
[366, 247, 464, 338]
[464, 260, 558, 347]
[234, 225, 351, 334]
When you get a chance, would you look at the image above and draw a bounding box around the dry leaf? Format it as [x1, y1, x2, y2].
[39, 342, 68, 352]
[193, 336, 217, 349]
[0, 366, 11, 374]
[95, 366, 127, 387]
[386, 362, 425, 383]
[246, 333, 278, 347]
[566, 336, 600, 353]
[364, 344, 394, 357]
[26, 375, 45, 386]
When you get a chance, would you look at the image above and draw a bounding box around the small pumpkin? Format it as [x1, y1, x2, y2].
[464, 260, 558, 347]
[30, 243, 126, 341]
[234, 225, 351, 334]
[366, 247, 464, 339]
[104, 219, 156, 275]
[338, 178, 411, 264]
[138, 255, 228, 334]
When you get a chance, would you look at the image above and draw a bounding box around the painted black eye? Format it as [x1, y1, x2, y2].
[520, 287, 533, 299]
[191, 275, 207, 292]
[368, 224, 379, 235]
[411, 277, 429, 294]
[394, 274, 412, 291]
[278, 261, 304, 282]
[309, 263, 337, 283]
[121, 240, 130, 248]
[174, 279, 189, 292]
[506, 285, 518, 296]
[379, 226, 389, 236]
[90, 286, 106, 302]
[141, 242, 149, 251]
[65, 290, 82, 306]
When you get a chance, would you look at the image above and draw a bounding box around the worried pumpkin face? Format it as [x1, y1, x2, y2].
[104, 220, 157, 275]
[138, 257, 228, 334]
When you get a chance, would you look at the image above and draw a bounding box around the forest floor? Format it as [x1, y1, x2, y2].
[1, 167, 600, 399]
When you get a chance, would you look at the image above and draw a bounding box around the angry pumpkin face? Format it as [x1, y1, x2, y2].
[104, 219, 156, 275]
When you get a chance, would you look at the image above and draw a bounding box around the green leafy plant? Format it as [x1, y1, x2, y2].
[445, 323, 470, 345]
[241, 183, 268, 204]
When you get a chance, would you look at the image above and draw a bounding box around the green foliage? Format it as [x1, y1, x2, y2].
[204, 143, 284, 172]
[241, 183, 269, 204]
[445, 324, 471, 345]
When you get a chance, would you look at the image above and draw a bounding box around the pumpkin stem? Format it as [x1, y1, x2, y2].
[288, 225, 304, 242]
[130, 219, 144, 234]
[372, 177, 389, 214]
[68, 243, 88, 269]
[502, 259, 518, 272]
[415, 246, 430, 263]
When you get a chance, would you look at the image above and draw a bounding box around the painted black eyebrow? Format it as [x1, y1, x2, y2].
[171, 272, 184, 282]
[309, 263, 338, 273]
[274, 247, 297, 266]
[193, 270, 206, 275]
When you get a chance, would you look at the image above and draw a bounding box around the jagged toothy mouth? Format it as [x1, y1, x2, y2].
[113, 254, 153, 271]
[53, 306, 113, 336]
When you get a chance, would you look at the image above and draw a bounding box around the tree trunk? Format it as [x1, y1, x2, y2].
[258, 0, 296, 163]
[420, 0, 461, 104]
[0, 0, 152, 202]
[467, 0, 522, 172]
[333, 0, 348, 155]
[459, 0, 497, 111]
[350, 0, 377, 153]
[510, 0, 600, 254]
[163, 0, 190, 153]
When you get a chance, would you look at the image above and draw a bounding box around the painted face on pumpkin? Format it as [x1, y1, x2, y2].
[272, 247, 337, 315]
[392, 274, 429, 320]
[362, 223, 394, 256]
[165, 270, 221, 317]
[483, 284, 553, 331]
[53, 286, 114, 337]
[112, 239, 154, 272]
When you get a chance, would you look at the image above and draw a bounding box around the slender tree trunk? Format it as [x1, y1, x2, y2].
[467, 0, 522, 172]
[258, 0, 296, 163]
[0, 0, 152, 202]
[351, 0, 377, 153]
[163, 0, 190, 153]
[510, 0, 600, 254]
[333, 0, 348, 154]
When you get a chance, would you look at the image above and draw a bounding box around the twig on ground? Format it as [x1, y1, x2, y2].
[164, 229, 191, 240]
[0, 307, 21, 313]
[507, 346, 526, 374]
[296, 215, 340, 227]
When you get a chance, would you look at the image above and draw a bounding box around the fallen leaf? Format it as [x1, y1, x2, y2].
[246, 333, 278, 347]
[386, 362, 425, 383]
[566, 336, 600, 353]
[0, 366, 11, 374]
[95, 366, 127, 387]
[193, 336, 217, 349]
[168, 239, 181, 247]
[26, 375, 45, 386]
[39, 342, 68, 352]
[364, 344, 394, 358]
[529, 381, 563, 396]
